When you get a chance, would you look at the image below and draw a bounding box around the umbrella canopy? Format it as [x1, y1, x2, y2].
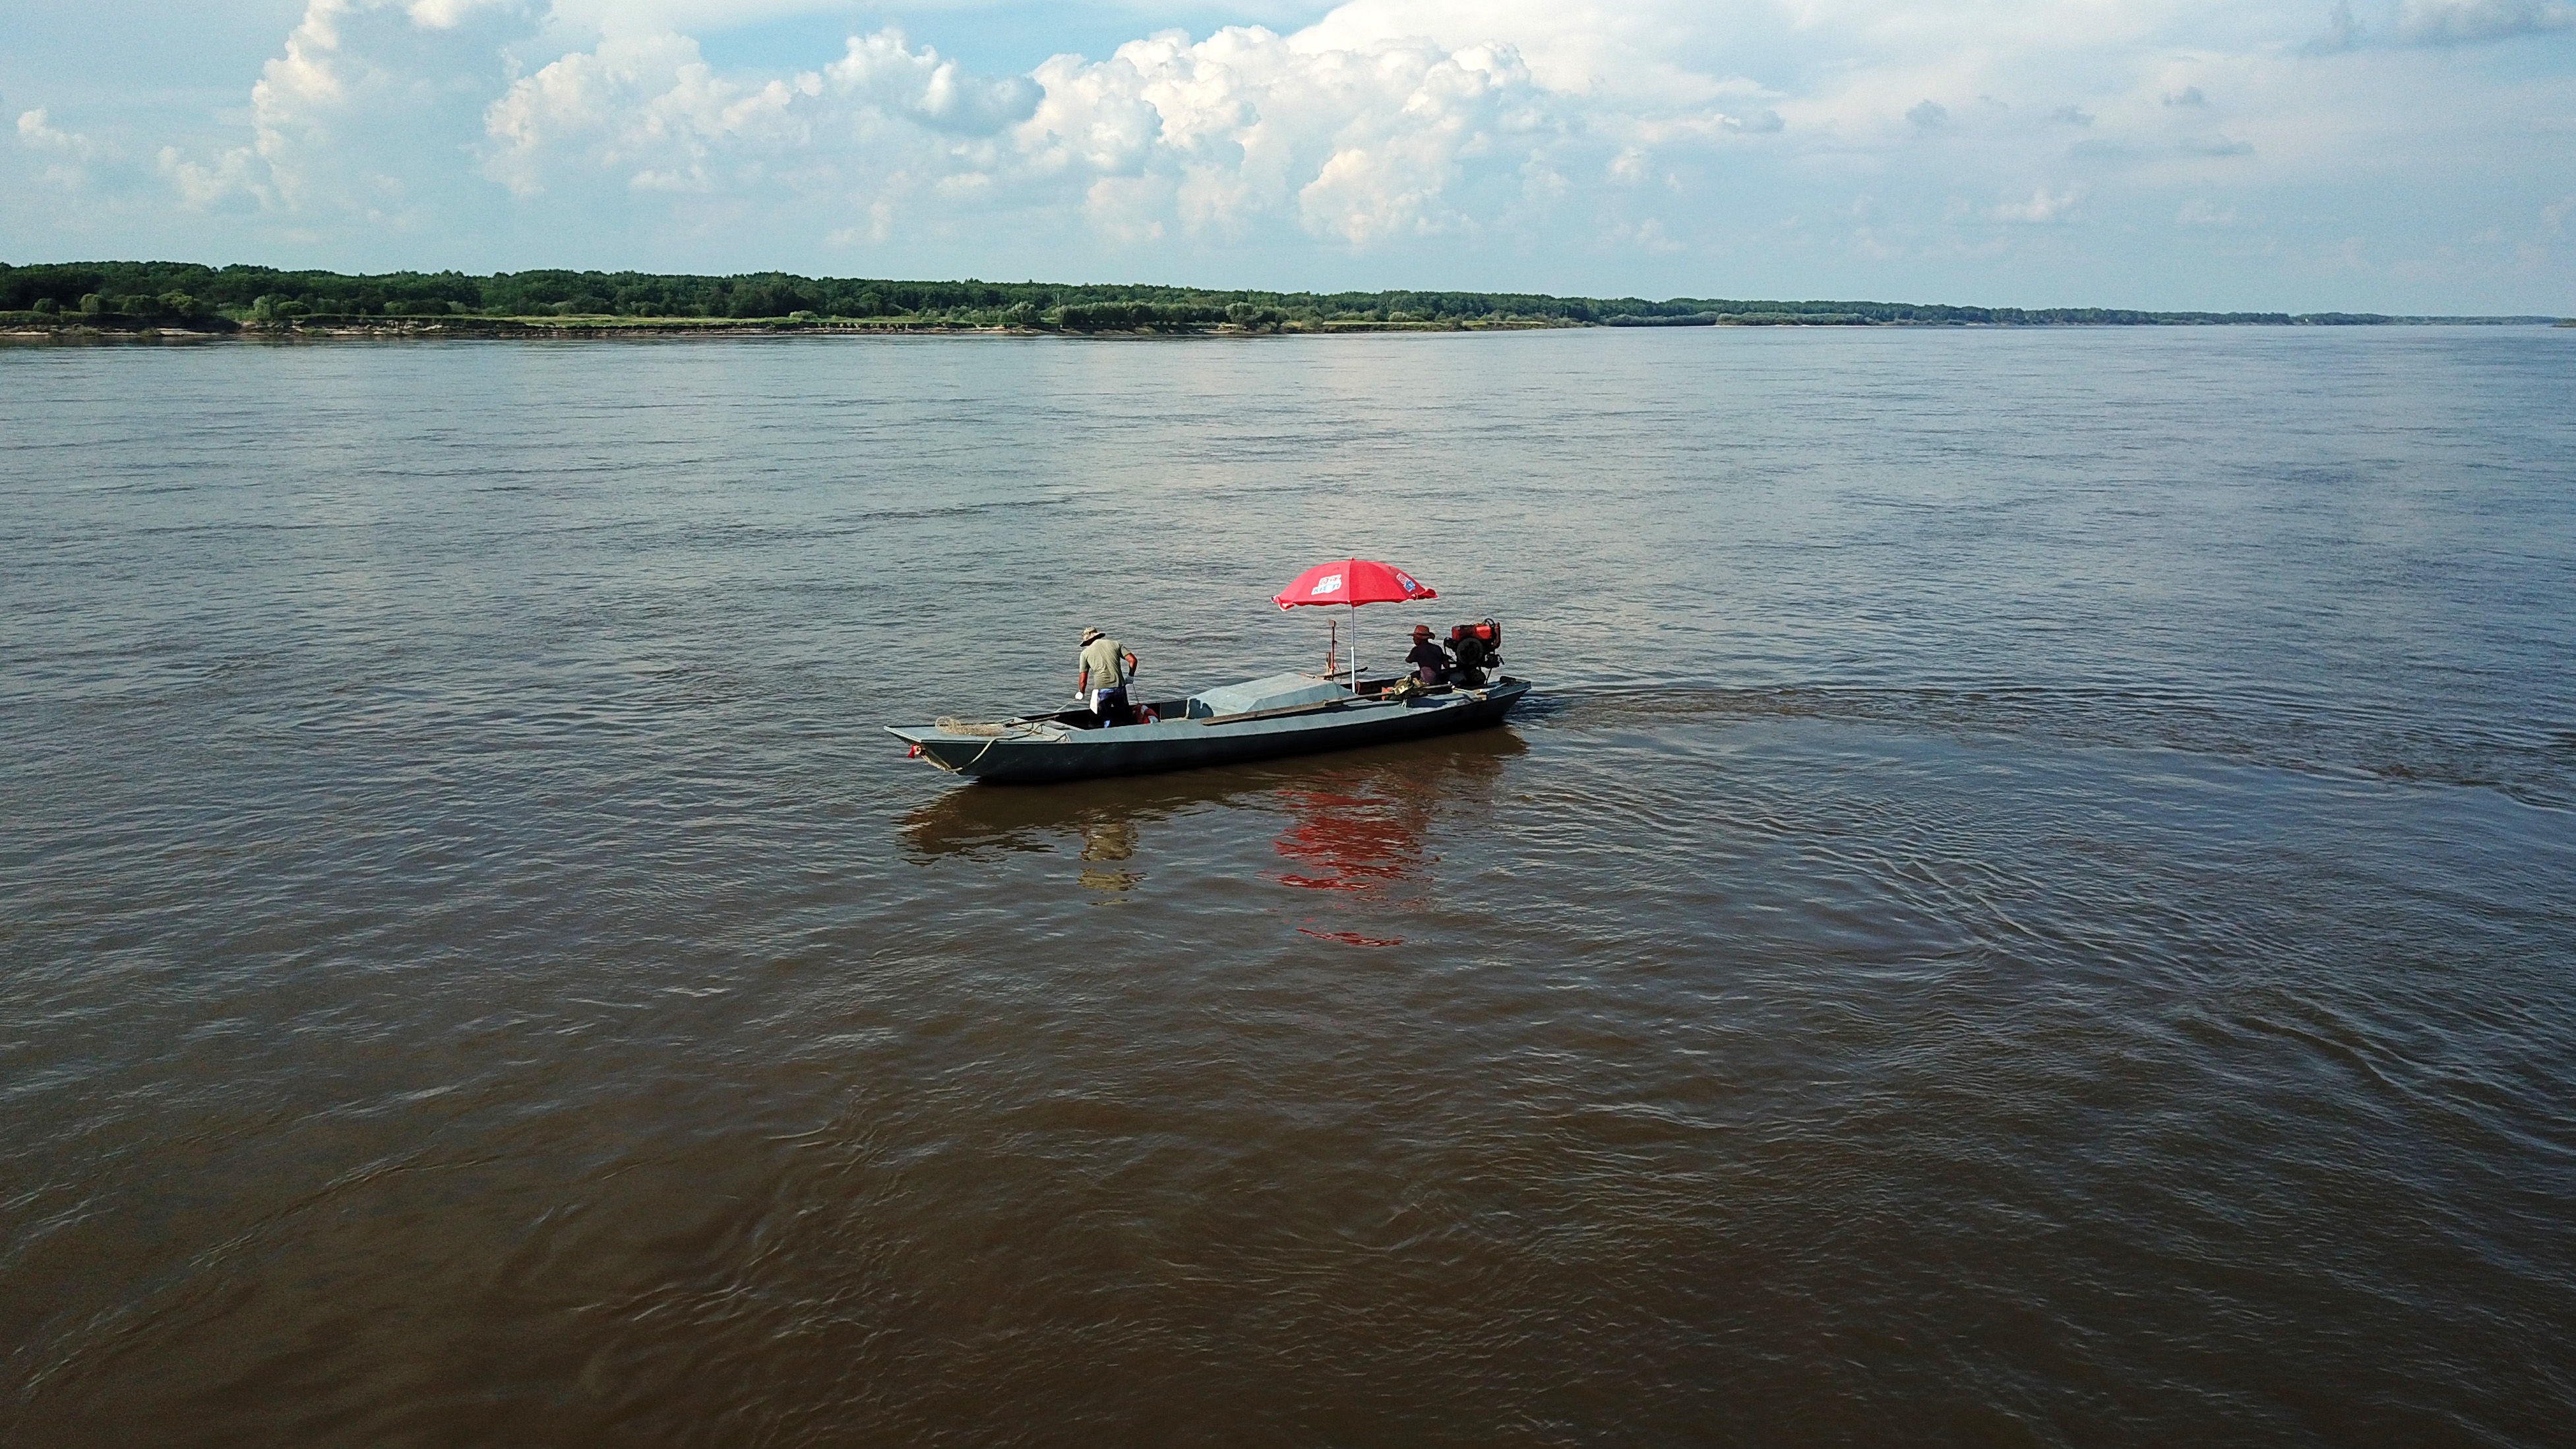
[1273, 559, 1438, 690]
[1272, 559, 1438, 610]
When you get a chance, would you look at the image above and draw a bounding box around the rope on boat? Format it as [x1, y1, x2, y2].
[922, 715, 1075, 773]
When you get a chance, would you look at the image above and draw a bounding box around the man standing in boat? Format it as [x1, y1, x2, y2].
[1075, 627, 1141, 727]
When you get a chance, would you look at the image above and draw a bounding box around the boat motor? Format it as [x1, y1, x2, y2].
[1445, 618, 1502, 684]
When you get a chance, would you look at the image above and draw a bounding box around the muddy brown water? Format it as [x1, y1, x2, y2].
[5, 327, 2573, 1445]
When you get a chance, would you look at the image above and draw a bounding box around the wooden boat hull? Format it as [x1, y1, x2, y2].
[888, 678, 1531, 784]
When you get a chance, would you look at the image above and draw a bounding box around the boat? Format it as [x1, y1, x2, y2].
[893, 560, 1527, 784]
[887, 668, 1532, 784]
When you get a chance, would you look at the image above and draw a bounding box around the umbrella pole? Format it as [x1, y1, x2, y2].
[1349, 599, 1357, 691]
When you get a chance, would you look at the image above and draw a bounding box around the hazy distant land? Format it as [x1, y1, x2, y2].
[3, 261, 2563, 336]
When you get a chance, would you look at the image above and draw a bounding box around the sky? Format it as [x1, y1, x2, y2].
[3, 0, 2573, 311]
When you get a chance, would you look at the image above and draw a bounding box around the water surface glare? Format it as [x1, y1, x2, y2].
[4, 328, 2574, 1446]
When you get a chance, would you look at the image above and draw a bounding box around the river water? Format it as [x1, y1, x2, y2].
[4, 326, 2573, 1445]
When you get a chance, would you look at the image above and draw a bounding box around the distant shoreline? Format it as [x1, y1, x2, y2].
[5, 313, 2566, 342]
[2, 261, 2563, 336]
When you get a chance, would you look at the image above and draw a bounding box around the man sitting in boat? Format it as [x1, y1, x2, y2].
[1075, 627, 1142, 726]
[1406, 625, 1450, 686]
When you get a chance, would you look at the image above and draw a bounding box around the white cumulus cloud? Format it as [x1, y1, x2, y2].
[470, 18, 1582, 251]
[16, 108, 111, 189]
[1996, 185, 2083, 222]
[16, 108, 98, 156]
[156, 0, 533, 224]
[1020, 28, 1562, 247]
[481, 32, 824, 197]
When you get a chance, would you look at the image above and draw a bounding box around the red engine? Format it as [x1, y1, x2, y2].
[1446, 618, 1503, 679]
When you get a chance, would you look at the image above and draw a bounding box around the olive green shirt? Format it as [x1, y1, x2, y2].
[1078, 636, 1128, 688]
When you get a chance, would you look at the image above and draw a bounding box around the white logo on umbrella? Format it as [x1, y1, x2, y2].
[1394, 571, 1417, 591]
[1311, 574, 1343, 596]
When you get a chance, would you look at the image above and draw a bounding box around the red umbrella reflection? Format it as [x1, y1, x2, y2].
[1272, 784, 1434, 946]
[1272, 791, 1426, 891]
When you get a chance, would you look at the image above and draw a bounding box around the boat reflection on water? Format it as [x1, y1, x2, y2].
[898, 730, 1529, 924]
[899, 773, 1220, 867]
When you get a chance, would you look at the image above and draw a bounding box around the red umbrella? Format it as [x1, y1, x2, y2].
[1272, 559, 1437, 687]
[1272, 559, 1438, 610]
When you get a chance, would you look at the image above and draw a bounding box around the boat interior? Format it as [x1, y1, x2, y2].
[1038, 618, 1510, 731]
[1042, 673, 1508, 731]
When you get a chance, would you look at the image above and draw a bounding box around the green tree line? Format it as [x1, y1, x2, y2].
[1, 260, 2552, 327]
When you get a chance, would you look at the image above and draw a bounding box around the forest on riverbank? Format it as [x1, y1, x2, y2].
[2, 261, 2558, 332]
